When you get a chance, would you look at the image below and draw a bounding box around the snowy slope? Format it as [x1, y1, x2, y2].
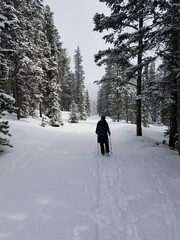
[0, 113, 180, 240]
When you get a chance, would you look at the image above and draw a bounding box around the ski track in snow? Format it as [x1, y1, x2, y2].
[91, 133, 147, 240]
[1, 115, 180, 240]
[90, 125, 180, 240]
[12, 132, 60, 171]
[140, 155, 180, 240]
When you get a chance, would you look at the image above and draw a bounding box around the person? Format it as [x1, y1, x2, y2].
[96, 116, 111, 155]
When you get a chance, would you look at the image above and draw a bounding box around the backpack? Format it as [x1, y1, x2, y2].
[98, 124, 107, 136]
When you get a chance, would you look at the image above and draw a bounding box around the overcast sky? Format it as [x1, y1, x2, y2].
[43, 0, 110, 100]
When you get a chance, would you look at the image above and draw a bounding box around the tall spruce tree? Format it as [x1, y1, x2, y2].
[97, 58, 136, 122]
[85, 90, 91, 116]
[61, 64, 73, 111]
[42, 5, 62, 125]
[93, 0, 166, 136]
[73, 46, 87, 120]
[0, 6, 16, 147]
[69, 100, 79, 123]
[0, 0, 46, 119]
[157, 0, 180, 150]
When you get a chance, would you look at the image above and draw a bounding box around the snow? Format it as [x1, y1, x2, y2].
[1, 112, 180, 240]
[0, 92, 15, 103]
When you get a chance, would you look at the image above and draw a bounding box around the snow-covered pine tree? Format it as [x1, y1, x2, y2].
[85, 90, 91, 116]
[0, 8, 16, 148]
[61, 69, 74, 111]
[96, 61, 113, 117]
[73, 46, 87, 120]
[93, 0, 165, 136]
[0, 0, 46, 119]
[145, 62, 163, 125]
[96, 58, 136, 122]
[69, 100, 79, 123]
[46, 81, 63, 126]
[1, 1, 68, 123]
[141, 64, 151, 127]
[97, 82, 111, 117]
[90, 100, 97, 115]
[155, 64, 170, 126]
[42, 5, 64, 126]
[158, 0, 180, 150]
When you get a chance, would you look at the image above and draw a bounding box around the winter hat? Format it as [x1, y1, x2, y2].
[101, 116, 105, 120]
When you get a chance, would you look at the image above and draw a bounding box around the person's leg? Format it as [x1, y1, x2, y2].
[100, 142, 105, 155]
[105, 140, 110, 153]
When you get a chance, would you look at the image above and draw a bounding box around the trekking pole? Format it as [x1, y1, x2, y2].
[109, 135, 113, 154]
[97, 136, 99, 155]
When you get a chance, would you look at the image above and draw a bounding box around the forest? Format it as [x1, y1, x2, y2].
[0, 0, 180, 153]
[0, 0, 91, 147]
[94, 0, 180, 152]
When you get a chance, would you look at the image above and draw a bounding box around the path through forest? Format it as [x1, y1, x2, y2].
[0, 114, 180, 240]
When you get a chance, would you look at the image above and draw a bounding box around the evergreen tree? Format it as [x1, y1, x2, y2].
[69, 100, 79, 123]
[96, 57, 136, 122]
[93, 0, 166, 135]
[0, 0, 46, 119]
[1, 1, 69, 125]
[156, 63, 171, 126]
[42, 5, 62, 124]
[97, 81, 111, 117]
[141, 64, 151, 127]
[159, 0, 180, 150]
[90, 99, 97, 115]
[73, 46, 87, 120]
[96, 61, 114, 117]
[61, 69, 74, 111]
[0, 7, 16, 147]
[85, 90, 91, 116]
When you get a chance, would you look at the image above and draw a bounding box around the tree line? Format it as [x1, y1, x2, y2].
[0, 0, 90, 147]
[94, 0, 180, 152]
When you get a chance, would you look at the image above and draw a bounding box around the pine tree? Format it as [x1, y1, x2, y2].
[96, 61, 114, 117]
[1, 1, 68, 124]
[96, 57, 136, 122]
[69, 100, 79, 123]
[85, 90, 91, 116]
[154, 63, 171, 126]
[0, 7, 16, 148]
[157, 0, 180, 150]
[141, 64, 151, 127]
[61, 69, 74, 111]
[0, 0, 46, 119]
[73, 46, 87, 120]
[93, 0, 167, 136]
[97, 81, 111, 117]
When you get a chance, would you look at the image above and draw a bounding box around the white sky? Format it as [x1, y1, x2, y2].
[43, 0, 110, 100]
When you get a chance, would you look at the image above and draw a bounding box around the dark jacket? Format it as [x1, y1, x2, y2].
[96, 119, 110, 143]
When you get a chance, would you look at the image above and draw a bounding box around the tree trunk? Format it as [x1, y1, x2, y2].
[39, 103, 42, 118]
[169, 103, 177, 149]
[136, 17, 143, 136]
[12, 59, 21, 120]
[14, 76, 20, 120]
[178, 0, 180, 154]
[125, 96, 129, 123]
[170, 0, 180, 152]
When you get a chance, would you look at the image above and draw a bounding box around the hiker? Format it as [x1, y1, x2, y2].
[96, 116, 111, 155]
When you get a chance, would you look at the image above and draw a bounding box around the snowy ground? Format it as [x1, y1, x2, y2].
[0, 113, 180, 240]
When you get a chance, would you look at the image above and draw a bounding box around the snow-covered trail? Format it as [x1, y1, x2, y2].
[0, 116, 99, 240]
[1, 115, 180, 240]
[93, 124, 180, 240]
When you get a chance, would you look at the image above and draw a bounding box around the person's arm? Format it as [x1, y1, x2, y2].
[105, 121, 111, 135]
[95, 122, 99, 134]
